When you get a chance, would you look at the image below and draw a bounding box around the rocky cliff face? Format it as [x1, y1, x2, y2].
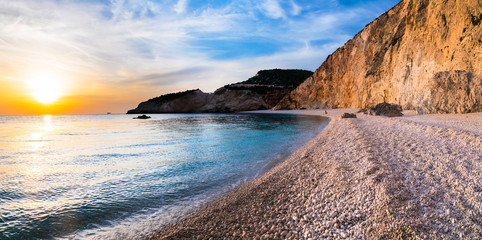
[127, 69, 312, 113]
[276, 0, 481, 113]
[127, 89, 210, 113]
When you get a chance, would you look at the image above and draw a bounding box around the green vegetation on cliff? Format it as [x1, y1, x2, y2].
[242, 69, 313, 88]
[222, 69, 314, 94]
[146, 89, 199, 103]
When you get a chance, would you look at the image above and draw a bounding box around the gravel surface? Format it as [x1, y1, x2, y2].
[401, 110, 482, 135]
[148, 109, 481, 239]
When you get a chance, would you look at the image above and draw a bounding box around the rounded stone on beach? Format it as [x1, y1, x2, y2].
[340, 113, 357, 119]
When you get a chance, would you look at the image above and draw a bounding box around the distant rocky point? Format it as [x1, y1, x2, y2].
[127, 69, 313, 114]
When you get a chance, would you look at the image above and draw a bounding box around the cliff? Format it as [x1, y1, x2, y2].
[127, 69, 313, 113]
[127, 89, 209, 113]
[275, 0, 481, 113]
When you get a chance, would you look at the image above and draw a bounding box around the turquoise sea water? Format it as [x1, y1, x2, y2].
[0, 113, 327, 239]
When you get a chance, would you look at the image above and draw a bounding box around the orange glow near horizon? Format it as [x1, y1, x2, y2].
[0, 62, 199, 116]
[0, 70, 77, 115]
[0, 73, 159, 115]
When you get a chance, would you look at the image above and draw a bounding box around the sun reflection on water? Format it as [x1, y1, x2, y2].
[29, 132, 42, 151]
[24, 115, 57, 194]
[43, 115, 53, 131]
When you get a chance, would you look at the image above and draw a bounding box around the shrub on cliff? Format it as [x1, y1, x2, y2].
[147, 89, 199, 104]
[242, 69, 313, 89]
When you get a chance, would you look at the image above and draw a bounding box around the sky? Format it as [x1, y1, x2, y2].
[0, 0, 400, 115]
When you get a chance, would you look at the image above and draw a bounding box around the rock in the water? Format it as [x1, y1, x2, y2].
[133, 114, 151, 119]
[275, 0, 481, 114]
[369, 103, 403, 117]
[340, 113, 357, 119]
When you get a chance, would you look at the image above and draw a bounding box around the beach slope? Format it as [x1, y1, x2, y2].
[149, 110, 481, 239]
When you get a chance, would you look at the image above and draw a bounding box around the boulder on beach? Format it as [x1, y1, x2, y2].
[340, 113, 357, 119]
[369, 103, 403, 117]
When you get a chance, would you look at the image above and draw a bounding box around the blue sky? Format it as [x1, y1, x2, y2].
[0, 0, 400, 113]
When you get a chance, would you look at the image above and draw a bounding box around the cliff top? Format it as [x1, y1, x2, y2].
[145, 89, 200, 104]
[241, 69, 313, 88]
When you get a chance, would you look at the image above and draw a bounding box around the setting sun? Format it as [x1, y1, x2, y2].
[25, 71, 65, 104]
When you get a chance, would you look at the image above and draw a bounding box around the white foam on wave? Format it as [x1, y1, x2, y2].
[65, 193, 212, 240]
[64, 178, 251, 240]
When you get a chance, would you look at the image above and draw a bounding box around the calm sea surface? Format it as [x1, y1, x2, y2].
[0, 113, 327, 239]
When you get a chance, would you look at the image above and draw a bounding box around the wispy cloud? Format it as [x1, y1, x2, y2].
[174, 0, 188, 14]
[0, 0, 400, 113]
[260, 0, 286, 19]
[290, 0, 302, 16]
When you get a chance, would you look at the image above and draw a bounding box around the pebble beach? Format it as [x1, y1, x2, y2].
[148, 109, 481, 239]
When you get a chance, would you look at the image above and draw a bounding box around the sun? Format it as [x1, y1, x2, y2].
[26, 71, 65, 104]
[33, 82, 62, 104]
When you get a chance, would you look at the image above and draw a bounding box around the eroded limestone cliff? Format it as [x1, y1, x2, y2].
[276, 0, 481, 113]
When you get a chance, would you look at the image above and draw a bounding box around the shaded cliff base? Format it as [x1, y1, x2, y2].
[148, 110, 481, 239]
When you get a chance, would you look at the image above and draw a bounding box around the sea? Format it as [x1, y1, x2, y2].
[0, 113, 328, 239]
